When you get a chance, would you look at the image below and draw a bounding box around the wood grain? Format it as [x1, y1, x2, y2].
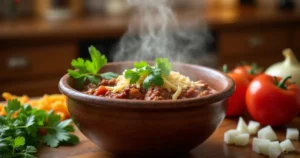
[37, 117, 300, 158]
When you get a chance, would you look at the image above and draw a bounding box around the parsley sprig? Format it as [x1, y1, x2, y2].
[68, 46, 118, 89]
[0, 99, 79, 158]
[124, 58, 171, 89]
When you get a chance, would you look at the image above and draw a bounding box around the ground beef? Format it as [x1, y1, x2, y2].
[82, 79, 214, 100]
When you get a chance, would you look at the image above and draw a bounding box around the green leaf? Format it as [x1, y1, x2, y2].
[0, 116, 6, 125]
[143, 73, 164, 89]
[100, 72, 119, 80]
[25, 115, 35, 127]
[31, 109, 47, 126]
[57, 119, 72, 129]
[85, 60, 97, 75]
[155, 58, 171, 76]
[25, 146, 37, 153]
[67, 69, 85, 79]
[55, 129, 70, 141]
[22, 153, 37, 158]
[61, 134, 79, 145]
[63, 125, 75, 132]
[6, 99, 21, 113]
[71, 58, 87, 72]
[134, 61, 148, 69]
[89, 46, 107, 74]
[47, 110, 61, 126]
[87, 75, 100, 85]
[43, 134, 59, 148]
[77, 76, 87, 90]
[13, 137, 25, 148]
[124, 70, 140, 84]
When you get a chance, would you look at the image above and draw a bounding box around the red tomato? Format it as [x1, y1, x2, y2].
[94, 86, 108, 96]
[246, 74, 300, 126]
[233, 65, 263, 81]
[226, 72, 250, 116]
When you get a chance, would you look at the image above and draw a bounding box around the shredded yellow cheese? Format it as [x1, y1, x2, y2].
[105, 71, 205, 100]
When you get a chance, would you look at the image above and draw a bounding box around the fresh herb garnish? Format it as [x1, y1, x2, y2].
[0, 99, 79, 158]
[124, 58, 171, 89]
[68, 45, 118, 89]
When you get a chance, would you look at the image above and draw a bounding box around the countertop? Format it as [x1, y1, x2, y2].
[38, 117, 300, 158]
[1, 7, 300, 41]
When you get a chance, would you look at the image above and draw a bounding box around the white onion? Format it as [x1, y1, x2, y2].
[280, 139, 296, 152]
[224, 129, 240, 145]
[248, 120, 260, 135]
[258, 126, 277, 141]
[234, 133, 250, 146]
[252, 138, 270, 155]
[286, 128, 299, 140]
[269, 141, 282, 158]
[237, 117, 249, 134]
[265, 49, 300, 87]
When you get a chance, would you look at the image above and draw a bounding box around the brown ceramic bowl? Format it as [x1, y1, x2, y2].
[59, 62, 234, 157]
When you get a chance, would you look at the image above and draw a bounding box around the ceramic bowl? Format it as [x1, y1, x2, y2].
[59, 62, 235, 157]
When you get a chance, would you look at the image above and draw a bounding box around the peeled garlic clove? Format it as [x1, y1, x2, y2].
[234, 133, 250, 146]
[252, 138, 270, 155]
[248, 120, 260, 135]
[286, 128, 299, 140]
[258, 126, 277, 141]
[269, 141, 282, 158]
[237, 117, 249, 133]
[224, 129, 240, 145]
[280, 139, 296, 152]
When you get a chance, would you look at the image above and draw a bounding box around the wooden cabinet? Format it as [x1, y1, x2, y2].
[292, 28, 300, 59]
[0, 43, 78, 98]
[218, 28, 293, 68]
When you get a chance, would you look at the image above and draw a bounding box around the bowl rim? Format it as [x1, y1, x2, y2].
[59, 61, 235, 109]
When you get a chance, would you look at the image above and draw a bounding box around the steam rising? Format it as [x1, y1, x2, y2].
[113, 0, 215, 66]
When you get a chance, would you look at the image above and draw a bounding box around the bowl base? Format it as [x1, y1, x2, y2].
[113, 151, 191, 158]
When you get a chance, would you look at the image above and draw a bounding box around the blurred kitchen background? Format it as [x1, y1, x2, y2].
[0, 0, 300, 98]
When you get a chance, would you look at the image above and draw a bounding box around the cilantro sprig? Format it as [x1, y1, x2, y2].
[0, 99, 79, 158]
[68, 46, 119, 89]
[124, 58, 171, 89]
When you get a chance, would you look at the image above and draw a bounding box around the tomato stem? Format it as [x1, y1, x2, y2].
[273, 76, 279, 85]
[222, 64, 228, 73]
[247, 63, 262, 75]
[276, 75, 292, 90]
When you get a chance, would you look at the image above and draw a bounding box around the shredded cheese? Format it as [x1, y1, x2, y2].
[105, 71, 206, 100]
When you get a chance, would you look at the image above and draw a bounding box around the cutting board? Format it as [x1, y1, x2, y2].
[37, 117, 300, 158]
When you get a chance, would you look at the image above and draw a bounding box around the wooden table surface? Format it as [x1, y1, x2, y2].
[37, 117, 300, 158]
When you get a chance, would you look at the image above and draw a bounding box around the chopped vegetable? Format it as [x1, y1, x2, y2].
[0, 99, 79, 158]
[224, 129, 241, 145]
[232, 63, 263, 81]
[2, 92, 69, 120]
[236, 117, 249, 134]
[252, 138, 271, 156]
[234, 133, 250, 146]
[258, 126, 277, 141]
[286, 128, 299, 140]
[248, 120, 260, 135]
[246, 74, 300, 126]
[68, 45, 118, 89]
[280, 139, 296, 152]
[269, 141, 282, 158]
[124, 58, 172, 89]
[223, 65, 250, 117]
